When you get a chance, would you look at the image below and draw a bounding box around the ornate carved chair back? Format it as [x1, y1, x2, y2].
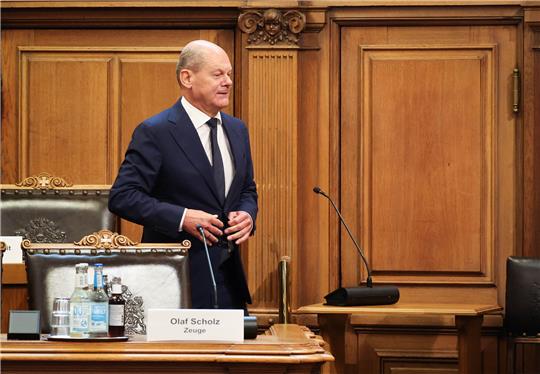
[1, 173, 117, 243]
[22, 230, 191, 335]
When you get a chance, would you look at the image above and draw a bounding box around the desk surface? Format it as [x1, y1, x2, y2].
[1, 324, 333, 374]
[0, 324, 333, 365]
[297, 302, 502, 316]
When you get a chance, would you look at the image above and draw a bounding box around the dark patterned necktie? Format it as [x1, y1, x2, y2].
[206, 118, 225, 205]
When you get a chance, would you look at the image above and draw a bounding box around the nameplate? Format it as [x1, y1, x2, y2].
[147, 309, 244, 342]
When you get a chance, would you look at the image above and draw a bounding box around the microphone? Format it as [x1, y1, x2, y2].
[313, 186, 400, 306]
[196, 225, 259, 339]
[196, 224, 218, 309]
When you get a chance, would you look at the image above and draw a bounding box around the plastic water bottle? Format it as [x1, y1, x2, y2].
[89, 263, 109, 337]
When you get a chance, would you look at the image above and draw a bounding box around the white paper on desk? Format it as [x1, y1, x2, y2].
[147, 309, 244, 342]
[0, 236, 23, 263]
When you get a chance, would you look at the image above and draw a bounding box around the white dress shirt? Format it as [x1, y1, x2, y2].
[178, 97, 236, 230]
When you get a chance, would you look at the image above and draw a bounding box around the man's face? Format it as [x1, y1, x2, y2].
[183, 49, 232, 116]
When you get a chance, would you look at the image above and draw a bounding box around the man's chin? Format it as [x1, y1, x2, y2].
[215, 99, 230, 109]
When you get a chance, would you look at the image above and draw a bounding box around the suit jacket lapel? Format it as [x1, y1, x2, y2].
[167, 100, 222, 205]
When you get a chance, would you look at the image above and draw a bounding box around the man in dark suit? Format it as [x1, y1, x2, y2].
[109, 40, 258, 310]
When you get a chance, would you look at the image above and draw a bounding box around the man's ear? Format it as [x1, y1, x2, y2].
[179, 69, 193, 88]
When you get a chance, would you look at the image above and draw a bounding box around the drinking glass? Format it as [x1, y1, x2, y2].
[51, 297, 70, 336]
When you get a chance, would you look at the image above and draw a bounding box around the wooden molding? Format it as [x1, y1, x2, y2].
[1, 7, 240, 28]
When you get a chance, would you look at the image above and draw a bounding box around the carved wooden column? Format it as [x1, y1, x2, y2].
[238, 9, 306, 316]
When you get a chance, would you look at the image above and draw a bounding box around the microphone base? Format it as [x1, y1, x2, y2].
[244, 316, 258, 339]
[324, 285, 400, 306]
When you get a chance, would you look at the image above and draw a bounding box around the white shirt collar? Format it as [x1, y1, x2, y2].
[181, 96, 222, 129]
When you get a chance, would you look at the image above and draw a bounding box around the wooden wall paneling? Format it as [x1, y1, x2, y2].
[117, 50, 181, 241]
[244, 48, 298, 314]
[1, 264, 28, 333]
[339, 25, 386, 295]
[1, 29, 233, 185]
[357, 330, 458, 374]
[470, 25, 521, 306]
[523, 9, 540, 258]
[1, 30, 34, 183]
[0, 286, 28, 333]
[355, 325, 500, 374]
[327, 15, 343, 310]
[296, 13, 334, 311]
[520, 7, 540, 373]
[1, 28, 235, 242]
[340, 22, 519, 306]
[20, 49, 112, 183]
[361, 46, 492, 277]
[237, 9, 332, 322]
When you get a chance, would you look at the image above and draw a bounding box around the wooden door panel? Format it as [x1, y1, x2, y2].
[363, 47, 492, 274]
[21, 52, 112, 183]
[341, 25, 518, 300]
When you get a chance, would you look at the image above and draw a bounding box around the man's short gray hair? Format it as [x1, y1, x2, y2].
[175, 41, 209, 81]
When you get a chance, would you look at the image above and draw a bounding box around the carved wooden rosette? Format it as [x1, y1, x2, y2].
[238, 9, 306, 46]
[15, 172, 72, 189]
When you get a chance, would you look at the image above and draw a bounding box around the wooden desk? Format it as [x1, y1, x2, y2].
[297, 303, 502, 374]
[0, 324, 333, 373]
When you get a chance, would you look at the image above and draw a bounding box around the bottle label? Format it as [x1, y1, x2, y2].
[109, 304, 125, 326]
[76, 273, 87, 289]
[94, 270, 103, 288]
[70, 302, 90, 332]
[90, 303, 109, 332]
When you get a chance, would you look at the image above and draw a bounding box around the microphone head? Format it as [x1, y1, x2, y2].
[313, 186, 321, 194]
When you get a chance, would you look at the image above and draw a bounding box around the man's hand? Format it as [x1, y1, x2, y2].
[183, 209, 224, 245]
[224, 211, 253, 244]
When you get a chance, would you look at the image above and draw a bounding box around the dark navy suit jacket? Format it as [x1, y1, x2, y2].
[109, 98, 258, 307]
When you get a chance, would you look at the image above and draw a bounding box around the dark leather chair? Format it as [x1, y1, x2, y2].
[22, 230, 191, 335]
[504, 256, 540, 374]
[1, 173, 117, 243]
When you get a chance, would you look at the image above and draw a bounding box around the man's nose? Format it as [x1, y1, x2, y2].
[223, 75, 232, 86]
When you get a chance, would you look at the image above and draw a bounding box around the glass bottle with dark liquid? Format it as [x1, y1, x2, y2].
[108, 282, 125, 337]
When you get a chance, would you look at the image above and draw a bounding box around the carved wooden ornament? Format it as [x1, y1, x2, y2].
[15, 172, 73, 189]
[239, 9, 306, 46]
[74, 229, 137, 249]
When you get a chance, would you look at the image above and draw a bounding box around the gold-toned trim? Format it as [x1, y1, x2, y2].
[278, 256, 291, 324]
[21, 231, 191, 253]
[74, 229, 137, 249]
[513, 68, 520, 113]
[15, 172, 73, 189]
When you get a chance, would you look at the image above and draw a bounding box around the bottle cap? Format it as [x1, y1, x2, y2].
[111, 283, 122, 294]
